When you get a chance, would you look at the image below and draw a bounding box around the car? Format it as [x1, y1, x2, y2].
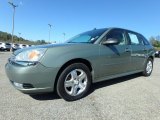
[0, 42, 5, 51]
[12, 43, 20, 51]
[0, 42, 11, 51]
[26, 45, 34, 47]
[16, 44, 26, 49]
[155, 50, 160, 57]
[5, 28, 155, 101]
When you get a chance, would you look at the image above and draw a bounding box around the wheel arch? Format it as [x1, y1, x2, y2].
[54, 58, 93, 92]
[149, 55, 154, 61]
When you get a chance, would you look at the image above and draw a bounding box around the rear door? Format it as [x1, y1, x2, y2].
[126, 31, 146, 71]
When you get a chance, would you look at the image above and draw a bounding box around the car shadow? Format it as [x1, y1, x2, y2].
[88, 73, 141, 95]
[30, 92, 61, 101]
[30, 73, 141, 101]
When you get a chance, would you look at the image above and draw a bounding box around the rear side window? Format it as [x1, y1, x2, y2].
[143, 38, 150, 45]
[128, 32, 143, 45]
[138, 35, 150, 45]
[6, 43, 11, 45]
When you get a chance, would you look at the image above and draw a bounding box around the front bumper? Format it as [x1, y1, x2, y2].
[0, 47, 6, 51]
[5, 62, 59, 94]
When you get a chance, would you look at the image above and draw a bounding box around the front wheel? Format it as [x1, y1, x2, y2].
[56, 63, 92, 101]
[142, 58, 153, 76]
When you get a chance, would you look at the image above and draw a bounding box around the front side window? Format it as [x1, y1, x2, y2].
[6, 43, 11, 46]
[106, 30, 126, 45]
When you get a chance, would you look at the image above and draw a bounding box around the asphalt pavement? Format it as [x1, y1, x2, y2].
[0, 52, 160, 120]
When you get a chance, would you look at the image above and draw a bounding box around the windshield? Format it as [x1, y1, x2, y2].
[67, 28, 107, 43]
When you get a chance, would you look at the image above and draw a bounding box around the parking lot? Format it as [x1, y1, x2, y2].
[0, 52, 160, 120]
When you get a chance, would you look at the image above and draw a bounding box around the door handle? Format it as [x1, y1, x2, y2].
[143, 48, 147, 52]
[125, 48, 131, 52]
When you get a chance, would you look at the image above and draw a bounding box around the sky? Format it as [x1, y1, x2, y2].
[0, 0, 160, 43]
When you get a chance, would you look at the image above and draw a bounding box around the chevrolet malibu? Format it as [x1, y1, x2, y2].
[5, 28, 155, 101]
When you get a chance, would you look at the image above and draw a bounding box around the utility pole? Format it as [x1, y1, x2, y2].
[8, 2, 18, 52]
[63, 33, 66, 42]
[18, 32, 21, 43]
[48, 24, 52, 43]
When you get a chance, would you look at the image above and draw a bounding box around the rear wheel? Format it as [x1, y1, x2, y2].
[56, 63, 91, 101]
[142, 58, 153, 76]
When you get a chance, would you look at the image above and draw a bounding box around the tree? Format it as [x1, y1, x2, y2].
[0, 30, 47, 45]
[156, 35, 160, 41]
[149, 36, 160, 47]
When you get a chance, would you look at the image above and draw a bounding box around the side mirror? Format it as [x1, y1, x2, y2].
[102, 38, 119, 45]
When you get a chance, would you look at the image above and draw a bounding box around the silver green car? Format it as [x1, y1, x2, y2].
[5, 28, 155, 101]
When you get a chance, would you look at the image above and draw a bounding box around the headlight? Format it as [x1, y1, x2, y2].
[15, 48, 47, 62]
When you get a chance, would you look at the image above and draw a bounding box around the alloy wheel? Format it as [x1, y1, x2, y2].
[64, 69, 88, 96]
[146, 60, 153, 74]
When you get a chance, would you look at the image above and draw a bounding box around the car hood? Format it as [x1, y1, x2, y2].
[13, 43, 92, 55]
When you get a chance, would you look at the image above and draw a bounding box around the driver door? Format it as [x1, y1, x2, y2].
[98, 29, 132, 79]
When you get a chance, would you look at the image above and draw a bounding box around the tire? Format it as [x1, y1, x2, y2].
[159, 53, 160, 58]
[56, 63, 92, 101]
[142, 58, 153, 76]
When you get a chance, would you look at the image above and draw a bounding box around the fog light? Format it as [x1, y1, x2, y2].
[13, 82, 23, 89]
